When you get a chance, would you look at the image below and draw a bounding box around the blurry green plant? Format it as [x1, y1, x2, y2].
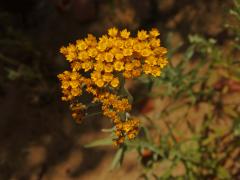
[85, 2, 240, 180]
[0, 12, 42, 83]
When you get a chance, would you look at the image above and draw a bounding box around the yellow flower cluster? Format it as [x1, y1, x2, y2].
[92, 91, 140, 144]
[70, 102, 86, 124]
[58, 27, 168, 145]
[114, 117, 140, 145]
[93, 92, 131, 123]
[57, 71, 82, 101]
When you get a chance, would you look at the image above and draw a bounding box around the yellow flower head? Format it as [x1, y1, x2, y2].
[143, 64, 152, 74]
[97, 42, 107, 52]
[82, 61, 93, 72]
[125, 62, 134, 71]
[78, 51, 89, 61]
[123, 71, 132, 78]
[71, 88, 82, 96]
[120, 29, 130, 39]
[150, 28, 160, 37]
[105, 52, 114, 62]
[110, 78, 119, 88]
[114, 61, 124, 71]
[108, 27, 118, 37]
[150, 39, 160, 48]
[157, 57, 168, 68]
[66, 52, 77, 62]
[151, 66, 161, 77]
[69, 80, 79, 88]
[60, 46, 67, 55]
[91, 71, 101, 81]
[145, 56, 157, 66]
[104, 63, 113, 73]
[106, 38, 114, 48]
[132, 60, 141, 67]
[96, 53, 105, 61]
[154, 47, 167, 56]
[102, 73, 113, 82]
[88, 48, 98, 57]
[141, 48, 152, 57]
[114, 39, 124, 49]
[67, 44, 77, 53]
[96, 79, 104, 87]
[133, 43, 143, 52]
[76, 40, 88, 51]
[137, 30, 149, 40]
[132, 69, 142, 77]
[115, 53, 124, 60]
[124, 38, 134, 48]
[71, 61, 81, 71]
[70, 102, 86, 123]
[123, 48, 133, 56]
[85, 34, 97, 46]
[70, 72, 80, 80]
[61, 81, 70, 89]
[94, 62, 104, 71]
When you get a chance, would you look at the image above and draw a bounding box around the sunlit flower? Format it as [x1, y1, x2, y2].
[96, 79, 104, 87]
[104, 63, 113, 73]
[115, 53, 124, 60]
[105, 52, 114, 62]
[137, 30, 149, 40]
[108, 27, 118, 37]
[58, 27, 168, 145]
[150, 28, 160, 37]
[125, 62, 134, 71]
[120, 29, 130, 39]
[76, 40, 88, 51]
[102, 73, 113, 82]
[110, 78, 120, 88]
[114, 61, 124, 71]
[123, 48, 133, 56]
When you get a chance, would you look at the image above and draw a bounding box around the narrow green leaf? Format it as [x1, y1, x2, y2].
[110, 146, 125, 170]
[184, 46, 194, 61]
[84, 137, 112, 148]
[234, 117, 240, 136]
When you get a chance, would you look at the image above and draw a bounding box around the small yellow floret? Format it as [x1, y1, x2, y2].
[150, 28, 160, 37]
[120, 29, 130, 39]
[114, 61, 124, 71]
[76, 40, 88, 51]
[108, 27, 118, 37]
[105, 52, 114, 62]
[110, 78, 119, 88]
[137, 30, 149, 40]
[96, 79, 104, 87]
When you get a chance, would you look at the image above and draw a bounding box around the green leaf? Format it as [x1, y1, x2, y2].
[110, 146, 125, 170]
[189, 35, 204, 44]
[217, 166, 231, 179]
[101, 128, 114, 132]
[6, 68, 20, 80]
[233, 117, 240, 136]
[184, 46, 194, 61]
[84, 137, 112, 148]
